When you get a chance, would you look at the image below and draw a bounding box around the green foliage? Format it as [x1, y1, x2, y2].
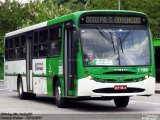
[87, 0, 118, 10]
[0, 1, 29, 33]
[22, 1, 71, 27]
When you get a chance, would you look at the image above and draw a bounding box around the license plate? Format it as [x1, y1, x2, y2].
[114, 85, 127, 90]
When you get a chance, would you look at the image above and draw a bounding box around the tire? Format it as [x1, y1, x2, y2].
[18, 77, 27, 99]
[18, 77, 36, 99]
[55, 80, 68, 108]
[114, 96, 129, 108]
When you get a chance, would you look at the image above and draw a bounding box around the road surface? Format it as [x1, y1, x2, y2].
[0, 86, 160, 120]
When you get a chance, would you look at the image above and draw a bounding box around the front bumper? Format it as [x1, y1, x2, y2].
[77, 76, 155, 97]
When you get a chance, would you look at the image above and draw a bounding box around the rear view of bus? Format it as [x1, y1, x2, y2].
[77, 11, 155, 107]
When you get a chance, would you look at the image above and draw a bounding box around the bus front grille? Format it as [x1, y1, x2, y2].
[92, 77, 144, 83]
[93, 88, 145, 93]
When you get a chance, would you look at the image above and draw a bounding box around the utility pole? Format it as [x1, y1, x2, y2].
[118, 0, 121, 10]
[85, 0, 90, 10]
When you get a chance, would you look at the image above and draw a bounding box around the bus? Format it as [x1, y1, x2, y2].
[154, 38, 160, 82]
[0, 58, 3, 80]
[4, 10, 155, 108]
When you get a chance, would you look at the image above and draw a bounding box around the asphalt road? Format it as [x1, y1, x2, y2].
[0, 86, 160, 120]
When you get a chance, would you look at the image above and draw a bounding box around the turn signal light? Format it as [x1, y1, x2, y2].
[145, 75, 149, 79]
[87, 76, 92, 80]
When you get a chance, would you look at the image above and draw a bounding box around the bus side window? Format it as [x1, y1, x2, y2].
[39, 29, 48, 57]
[9, 49, 15, 60]
[33, 32, 39, 58]
[20, 35, 26, 59]
[49, 26, 62, 57]
[15, 36, 20, 60]
[5, 38, 9, 61]
[8, 38, 15, 60]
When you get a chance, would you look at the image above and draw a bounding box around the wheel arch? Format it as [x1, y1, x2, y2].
[17, 74, 21, 92]
[52, 75, 59, 96]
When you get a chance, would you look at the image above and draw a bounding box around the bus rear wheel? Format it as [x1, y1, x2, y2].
[55, 80, 68, 108]
[18, 78, 27, 99]
[18, 77, 36, 99]
[114, 96, 129, 108]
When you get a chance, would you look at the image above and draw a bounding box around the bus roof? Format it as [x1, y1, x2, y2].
[5, 10, 147, 38]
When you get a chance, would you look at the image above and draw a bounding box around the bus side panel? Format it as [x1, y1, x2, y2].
[5, 60, 27, 91]
[46, 58, 60, 97]
[32, 59, 48, 95]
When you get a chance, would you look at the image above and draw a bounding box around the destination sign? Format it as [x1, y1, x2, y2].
[80, 14, 147, 25]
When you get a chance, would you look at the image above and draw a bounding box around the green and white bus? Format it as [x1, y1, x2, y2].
[4, 10, 155, 108]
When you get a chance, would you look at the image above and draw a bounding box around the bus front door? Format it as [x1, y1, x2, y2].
[26, 33, 33, 92]
[64, 22, 77, 96]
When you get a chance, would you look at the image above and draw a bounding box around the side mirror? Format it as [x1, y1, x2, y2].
[65, 22, 74, 29]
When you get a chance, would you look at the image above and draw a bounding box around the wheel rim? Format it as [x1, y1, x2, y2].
[56, 86, 61, 102]
[19, 82, 22, 95]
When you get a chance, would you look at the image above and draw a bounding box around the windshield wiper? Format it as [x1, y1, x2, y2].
[117, 29, 132, 54]
[96, 27, 116, 53]
[118, 36, 124, 53]
[110, 32, 116, 53]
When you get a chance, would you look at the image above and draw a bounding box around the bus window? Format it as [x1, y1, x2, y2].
[5, 50, 8, 60]
[20, 35, 26, 59]
[20, 47, 26, 59]
[9, 49, 15, 60]
[49, 26, 62, 57]
[15, 36, 20, 60]
[5, 39, 8, 49]
[33, 45, 38, 58]
[39, 29, 48, 57]
[34, 32, 38, 44]
[5, 39, 9, 61]
[15, 36, 19, 47]
[39, 44, 48, 57]
[15, 48, 20, 60]
[9, 38, 14, 48]
[39, 29, 48, 43]
[21, 35, 26, 46]
[33, 32, 39, 58]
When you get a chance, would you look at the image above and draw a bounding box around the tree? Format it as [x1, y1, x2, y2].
[0, 0, 30, 55]
[23, 1, 71, 27]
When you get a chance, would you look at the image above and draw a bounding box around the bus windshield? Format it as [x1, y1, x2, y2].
[81, 26, 150, 66]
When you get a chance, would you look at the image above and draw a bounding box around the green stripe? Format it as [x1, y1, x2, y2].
[5, 73, 26, 77]
[5, 73, 64, 78]
[33, 74, 53, 78]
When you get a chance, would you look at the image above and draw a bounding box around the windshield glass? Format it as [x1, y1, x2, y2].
[81, 27, 150, 66]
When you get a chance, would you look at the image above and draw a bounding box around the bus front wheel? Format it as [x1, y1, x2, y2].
[55, 80, 68, 108]
[114, 96, 129, 108]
